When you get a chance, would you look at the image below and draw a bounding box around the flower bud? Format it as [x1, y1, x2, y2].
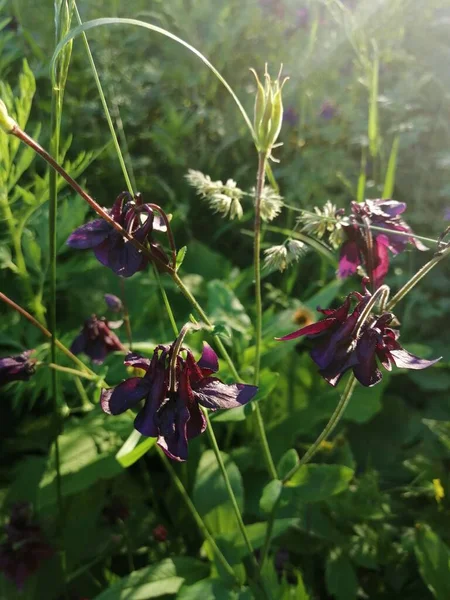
[0, 99, 16, 133]
[250, 66, 288, 153]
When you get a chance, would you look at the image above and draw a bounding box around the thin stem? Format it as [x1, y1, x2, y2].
[0, 291, 96, 377]
[202, 410, 259, 572]
[157, 448, 238, 583]
[260, 374, 358, 569]
[251, 151, 278, 480]
[48, 363, 97, 380]
[73, 376, 95, 411]
[354, 284, 390, 337]
[119, 279, 133, 350]
[387, 245, 450, 311]
[153, 266, 178, 337]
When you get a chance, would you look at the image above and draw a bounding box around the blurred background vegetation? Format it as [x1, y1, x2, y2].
[1, 0, 450, 598]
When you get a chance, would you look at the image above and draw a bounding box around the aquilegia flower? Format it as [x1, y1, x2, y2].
[101, 342, 258, 461]
[0, 350, 36, 386]
[67, 192, 168, 277]
[339, 199, 426, 289]
[104, 293, 123, 313]
[0, 503, 53, 590]
[70, 315, 125, 364]
[277, 282, 440, 387]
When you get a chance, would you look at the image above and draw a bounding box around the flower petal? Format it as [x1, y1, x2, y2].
[134, 361, 168, 437]
[353, 331, 382, 387]
[70, 331, 87, 355]
[66, 219, 111, 249]
[389, 349, 441, 370]
[276, 318, 336, 341]
[124, 352, 152, 371]
[339, 240, 360, 278]
[156, 397, 190, 462]
[193, 377, 258, 410]
[197, 342, 219, 373]
[371, 235, 390, 289]
[100, 378, 149, 415]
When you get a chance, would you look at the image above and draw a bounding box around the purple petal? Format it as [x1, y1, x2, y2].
[108, 240, 147, 278]
[153, 213, 167, 232]
[124, 352, 151, 371]
[276, 318, 336, 341]
[93, 239, 112, 268]
[197, 342, 219, 373]
[66, 219, 111, 249]
[371, 235, 390, 289]
[156, 397, 190, 462]
[193, 377, 258, 410]
[339, 240, 361, 278]
[374, 199, 406, 218]
[134, 362, 168, 437]
[186, 402, 207, 440]
[70, 331, 87, 355]
[104, 293, 123, 312]
[389, 349, 441, 370]
[353, 331, 383, 387]
[100, 377, 149, 415]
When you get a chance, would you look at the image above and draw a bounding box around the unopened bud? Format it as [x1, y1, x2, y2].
[0, 99, 16, 133]
[250, 65, 288, 153]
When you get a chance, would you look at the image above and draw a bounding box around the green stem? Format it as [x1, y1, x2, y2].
[251, 152, 278, 480]
[73, 376, 95, 412]
[387, 245, 450, 311]
[48, 363, 97, 380]
[154, 266, 178, 337]
[157, 448, 238, 584]
[260, 374, 357, 569]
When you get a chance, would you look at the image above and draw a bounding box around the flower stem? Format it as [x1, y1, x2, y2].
[119, 279, 133, 350]
[387, 245, 450, 311]
[48, 363, 98, 380]
[157, 447, 239, 584]
[260, 374, 357, 569]
[251, 152, 278, 480]
[0, 291, 96, 377]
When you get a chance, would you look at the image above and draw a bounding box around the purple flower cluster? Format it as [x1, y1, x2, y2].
[339, 199, 426, 289]
[278, 281, 439, 387]
[101, 342, 257, 461]
[67, 192, 168, 277]
[70, 315, 125, 364]
[0, 503, 53, 590]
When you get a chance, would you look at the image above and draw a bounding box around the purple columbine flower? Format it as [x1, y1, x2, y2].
[0, 503, 53, 590]
[339, 199, 427, 289]
[66, 192, 168, 277]
[70, 315, 125, 364]
[101, 342, 258, 461]
[0, 350, 36, 386]
[104, 293, 123, 313]
[319, 100, 337, 120]
[277, 282, 440, 387]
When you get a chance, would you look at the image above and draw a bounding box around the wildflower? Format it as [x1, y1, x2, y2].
[299, 201, 345, 249]
[104, 293, 123, 313]
[256, 185, 283, 222]
[319, 100, 337, 120]
[152, 524, 168, 542]
[339, 199, 426, 289]
[186, 170, 244, 220]
[264, 245, 288, 272]
[67, 192, 168, 277]
[70, 315, 125, 364]
[286, 239, 306, 260]
[100, 342, 257, 461]
[433, 479, 445, 504]
[0, 350, 36, 386]
[292, 305, 315, 328]
[0, 503, 53, 590]
[277, 282, 440, 387]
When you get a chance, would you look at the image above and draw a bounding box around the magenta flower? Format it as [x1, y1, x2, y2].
[101, 342, 258, 461]
[0, 503, 53, 590]
[70, 315, 125, 364]
[277, 284, 440, 387]
[67, 192, 168, 277]
[0, 350, 36, 386]
[339, 199, 426, 289]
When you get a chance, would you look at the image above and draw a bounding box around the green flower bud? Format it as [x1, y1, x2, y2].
[0, 99, 16, 133]
[250, 65, 288, 154]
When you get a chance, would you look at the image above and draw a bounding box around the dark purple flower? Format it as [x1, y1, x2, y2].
[70, 315, 125, 364]
[104, 293, 123, 313]
[67, 192, 168, 277]
[319, 100, 337, 120]
[277, 283, 440, 387]
[339, 199, 427, 289]
[152, 524, 168, 542]
[101, 342, 258, 461]
[0, 350, 36, 386]
[0, 503, 53, 590]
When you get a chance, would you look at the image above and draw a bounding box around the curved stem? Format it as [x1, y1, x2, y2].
[387, 245, 450, 311]
[48, 363, 98, 380]
[157, 448, 239, 584]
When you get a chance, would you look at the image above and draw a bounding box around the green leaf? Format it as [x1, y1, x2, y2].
[177, 578, 239, 600]
[176, 245, 187, 271]
[260, 479, 282, 514]
[116, 430, 156, 468]
[219, 519, 297, 561]
[325, 548, 358, 600]
[93, 557, 209, 600]
[277, 449, 299, 479]
[285, 464, 354, 503]
[414, 524, 450, 599]
[207, 279, 251, 337]
[193, 449, 243, 535]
